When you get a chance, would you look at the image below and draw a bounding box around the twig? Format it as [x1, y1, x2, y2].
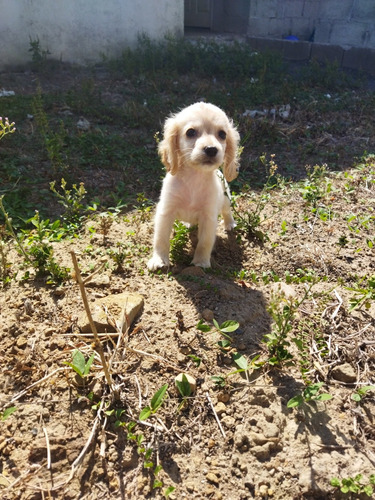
[5, 367, 66, 408]
[43, 427, 51, 470]
[134, 374, 142, 410]
[68, 398, 105, 480]
[70, 251, 114, 393]
[206, 391, 226, 439]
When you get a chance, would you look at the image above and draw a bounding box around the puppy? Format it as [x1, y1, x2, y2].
[147, 102, 240, 271]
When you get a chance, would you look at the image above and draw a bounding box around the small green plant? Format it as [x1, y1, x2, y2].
[330, 474, 375, 497]
[29, 36, 51, 64]
[139, 383, 168, 421]
[170, 221, 191, 264]
[109, 385, 172, 495]
[287, 382, 332, 408]
[347, 275, 375, 311]
[0, 406, 17, 421]
[351, 385, 375, 402]
[263, 286, 313, 367]
[32, 86, 66, 173]
[50, 178, 88, 224]
[197, 318, 240, 351]
[299, 164, 331, 207]
[0, 117, 16, 140]
[175, 374, 192, 398]
[134, 193, 153, 223]
[232, 154, 279, 242]
[64, 349, 95, 379]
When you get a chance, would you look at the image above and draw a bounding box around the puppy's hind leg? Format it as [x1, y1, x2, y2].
[221, 194, 236, 231]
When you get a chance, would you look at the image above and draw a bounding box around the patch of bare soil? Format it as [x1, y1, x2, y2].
[1, 63, 375, 500]
[1, 158, 375, 500]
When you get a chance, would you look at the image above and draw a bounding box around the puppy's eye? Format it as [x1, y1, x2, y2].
[186, 128, 196, 138]
[218, 130, 227, 140]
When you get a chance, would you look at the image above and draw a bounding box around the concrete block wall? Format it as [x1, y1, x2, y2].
[248, 0, 375, 49]
[0, 0, 184, 69]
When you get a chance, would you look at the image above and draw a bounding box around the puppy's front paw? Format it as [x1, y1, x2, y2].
[191, 258, 211, 268]
[147, 255, 169, 271]
[224, 220, 237, 231]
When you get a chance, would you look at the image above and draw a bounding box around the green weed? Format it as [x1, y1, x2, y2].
[347, 275, 375, 311]
[330, 474, 375, 497]
[0, 406, 17, 421]
[287, 382, 332, 409]
[139, 383, 168, 421]
[64, 349, 95, 381]
[351, 385, 375, 403]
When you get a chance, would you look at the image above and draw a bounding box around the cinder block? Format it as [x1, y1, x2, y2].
[245, 36, 311, 61]
[318, 0, 354, 19]
[283, 39, 311, 60]
[250, 0, 279, 19]
[282, 0, 304, 17]
[289, 16, 315, 40]
[351, 0, 375, 20]
[330, 20, 371, 48]
[314, 20, 333, 44]
[302, 0, 321, 19]
[310, 43, 344, 65]
[342, 47, 375, 75]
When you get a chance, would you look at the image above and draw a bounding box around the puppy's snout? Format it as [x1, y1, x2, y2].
[204, 146, 218, 158]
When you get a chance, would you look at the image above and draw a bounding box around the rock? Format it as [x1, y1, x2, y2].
[331, 363, 357, 383]
[217, 391, 230, 403]
[85, 274, 110, 287]
[76, 117, 90, 131]
[16, 336, 28, 349]
[252, 443, 272, 460]
[206, 472, 220, 485]
[175, 373, 196, 394]
[214, 402, 227, 415]
[77, 292, 144, 333]
[234, 424, 250, 451]
[201, 308, 214, 321]
[180, 266, 206, 277]
[249, 432, 268, 446]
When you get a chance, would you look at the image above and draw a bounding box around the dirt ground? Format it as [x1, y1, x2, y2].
[0, 63, 375, 500]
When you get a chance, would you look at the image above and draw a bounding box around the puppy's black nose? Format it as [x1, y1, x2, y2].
[204, 146, 218, 158]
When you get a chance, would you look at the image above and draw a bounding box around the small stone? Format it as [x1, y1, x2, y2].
[258, 484, 269, 497]
[214, 402, 227, 415]
[16, 336, 28, 349]
[221, 415, 236, 428]
[180, 266, 205, 277]
[206, 472, 220, 485]
[185, 481, 195, 492]
[77, 117, 90, 131]
[175, 373, 196, 394]
[217, 391, 230, 403]
[252, 443, 272, 460]
[202, 308, 214, 321]
[331, 363, 357, 383]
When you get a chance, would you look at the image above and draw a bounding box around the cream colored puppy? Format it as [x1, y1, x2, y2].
[147, 102, 240, 271]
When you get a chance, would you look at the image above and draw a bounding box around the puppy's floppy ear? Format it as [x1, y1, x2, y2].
[223, 120, 240, 182]
[158, 116, 180, 175]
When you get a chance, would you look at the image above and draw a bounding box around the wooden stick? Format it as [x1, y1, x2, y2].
[70, 251, 113, 392]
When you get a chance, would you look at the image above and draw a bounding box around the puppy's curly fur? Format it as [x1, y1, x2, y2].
[147, 102, 240, 270]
